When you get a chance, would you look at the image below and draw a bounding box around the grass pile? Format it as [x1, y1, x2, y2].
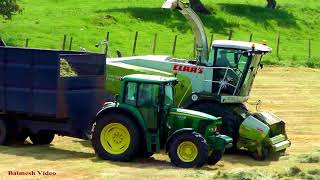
[60, 58, 78, 77]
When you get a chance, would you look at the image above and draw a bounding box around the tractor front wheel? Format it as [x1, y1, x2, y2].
[207, 149, 225, 165]
[92, 114, 141, 161]
[168, 131, 208, 168]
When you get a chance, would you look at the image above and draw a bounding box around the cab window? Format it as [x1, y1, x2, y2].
[215, 48, 237, 67]
[124, 82, 138, 105]
[137, 83, 159, 107]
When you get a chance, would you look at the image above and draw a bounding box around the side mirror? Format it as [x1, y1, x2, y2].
[259, 63, 264, 69]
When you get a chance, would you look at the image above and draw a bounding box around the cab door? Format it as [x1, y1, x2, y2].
[137, 83, 160, 130]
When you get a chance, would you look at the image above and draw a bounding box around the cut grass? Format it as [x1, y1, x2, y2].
[60, 58, 78, 77]
[1, 0, 320, 67]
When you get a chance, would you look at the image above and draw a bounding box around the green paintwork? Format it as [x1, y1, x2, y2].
[101, 74, 232, 153]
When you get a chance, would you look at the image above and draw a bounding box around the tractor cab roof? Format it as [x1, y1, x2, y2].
[122, 74, 177, 84]
[212, 40, 272, 53]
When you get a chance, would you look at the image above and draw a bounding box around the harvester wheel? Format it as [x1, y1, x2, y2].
[207, 149, 225, 165]
[168, 131, 208, 168]
[30, 131, 55, 145]
[92, 114, 141, 161]
[251, 147, 268, 161]
[189, 102, 244, 149]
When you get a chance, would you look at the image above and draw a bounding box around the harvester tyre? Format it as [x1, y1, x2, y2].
[251, 147, 268, 161]
[168, 131, 208, 168]
[92, 114, 141, 162]
[30, 131, 55, 145]
[189, 102, 244, 148]
[207, 149, 224, 165]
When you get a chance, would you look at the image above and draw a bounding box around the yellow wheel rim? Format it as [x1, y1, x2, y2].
[177, 141, 198, 162]
[100, 123, 130, 155]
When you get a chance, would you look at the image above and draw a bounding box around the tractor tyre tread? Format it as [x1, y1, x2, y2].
[92, 113, 141, 162]
[168, 131, 208, 168]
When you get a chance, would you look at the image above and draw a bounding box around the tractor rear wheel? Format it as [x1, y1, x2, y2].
[168, 131, 208, 168]
[30, 131, 55, 145]
[92, 114, 141, 161]
[207, 149, 225, 165]
[189, 102, 245, 148]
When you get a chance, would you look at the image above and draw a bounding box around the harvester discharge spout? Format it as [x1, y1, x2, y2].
[162, 0, 209, 65]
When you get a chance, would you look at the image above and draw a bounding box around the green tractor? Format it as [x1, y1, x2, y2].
[104, 0, 290, 160]
[92, 74, 232, 168]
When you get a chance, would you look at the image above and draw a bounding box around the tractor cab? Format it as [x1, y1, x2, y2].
[120, 74, 177, 133]
[207, 40, 272, 98]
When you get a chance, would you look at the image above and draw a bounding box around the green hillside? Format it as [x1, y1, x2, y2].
[1, 0, 320, 67]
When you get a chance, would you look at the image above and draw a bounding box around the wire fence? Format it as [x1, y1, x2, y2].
[2, 30, 320, 67]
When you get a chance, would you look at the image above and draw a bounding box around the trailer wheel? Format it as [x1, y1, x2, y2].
[16, 129, 29, 143]
[0, 118, 15, 145]
[168, 131, 208, 168]
[207, 149, 224, 165]
[30, 131, 55, 145]
[92, 114, 141, 161]
[0, 119, 8, 145]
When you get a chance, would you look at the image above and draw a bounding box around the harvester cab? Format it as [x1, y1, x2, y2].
[162, 0, 272, 103]
[93, 74, 233, 167]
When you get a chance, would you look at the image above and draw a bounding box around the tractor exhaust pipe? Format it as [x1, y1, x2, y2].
[162, 0, 208, 65]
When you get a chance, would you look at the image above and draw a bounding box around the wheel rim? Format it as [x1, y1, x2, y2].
[177, 141, 198, 162]
[100, 123, 130, 155]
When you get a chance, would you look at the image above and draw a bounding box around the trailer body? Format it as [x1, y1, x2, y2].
[0, 46, 105, 139]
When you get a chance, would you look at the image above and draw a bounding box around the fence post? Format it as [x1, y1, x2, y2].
[152, 33, 157, 54]
[308, 39, 311, 59]
[132, 31, 138, 55]
[105, 32, 110, 56]
[62, 35, 67, 50]
[69, 37, 73, 50]
[276, 33, 280, 57]
[172, 35, 178, 56]
[228, 30, 233, 40]
[25, 38, 29, 47]
[249, 33, 253, 42]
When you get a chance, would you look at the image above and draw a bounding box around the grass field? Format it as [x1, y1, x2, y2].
[1, 0, 320, 67]
[0, 66, 319, 179]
